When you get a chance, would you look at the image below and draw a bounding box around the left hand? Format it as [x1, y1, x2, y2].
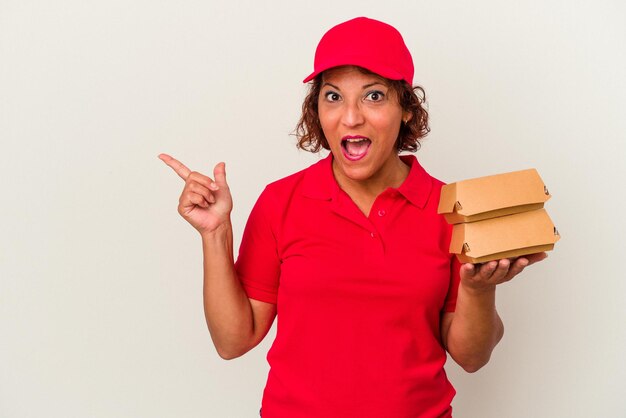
[460, 252, 548, 294]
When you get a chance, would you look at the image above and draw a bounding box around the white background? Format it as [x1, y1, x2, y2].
[1, 1, 625, 417]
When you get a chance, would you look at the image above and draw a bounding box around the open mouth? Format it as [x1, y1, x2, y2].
[341, 137, 371, 161]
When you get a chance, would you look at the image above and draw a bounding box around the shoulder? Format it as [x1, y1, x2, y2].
[264, 166, 310, 194]
[257, 157, 329, 207]
[430, 175, 446, 196]
[414, 156, 446, 195]
[264, 156, 330, 196]
[412, 157, 446, 189]
[399, 154, 447, 210]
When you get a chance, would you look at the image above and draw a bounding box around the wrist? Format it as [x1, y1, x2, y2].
[459, 280, 497, 299]
[200, 221, 232, 241]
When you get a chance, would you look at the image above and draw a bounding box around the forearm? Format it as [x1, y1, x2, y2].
[445, 283, 504, 372]
[201, 222, 255, 359]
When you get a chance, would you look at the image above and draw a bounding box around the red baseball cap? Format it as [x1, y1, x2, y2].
[303, 17, 414, 85]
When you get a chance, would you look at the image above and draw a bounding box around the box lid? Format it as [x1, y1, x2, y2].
[449, 208, 560, 259]
[438, 168, 551, 224]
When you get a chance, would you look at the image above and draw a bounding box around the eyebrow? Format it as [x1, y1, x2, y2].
[363, 82, 386, 89]
[322, 82, 341, 90]
[321, 81, 387, 90]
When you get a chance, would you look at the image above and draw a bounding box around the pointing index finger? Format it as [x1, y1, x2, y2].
[158, 153, 191, 180]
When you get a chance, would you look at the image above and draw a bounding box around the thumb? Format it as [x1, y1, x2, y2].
[460, 263, 476, 279]
[213, 162, 228, 187]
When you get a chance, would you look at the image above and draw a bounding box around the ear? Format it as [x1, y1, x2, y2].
[402, 112, 413, 124]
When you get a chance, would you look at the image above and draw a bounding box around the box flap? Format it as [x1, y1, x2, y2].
[437, 182, 458, 215]
[449, 223, 465, 254]
[438, 169, 551, 223]
[451, 209, 560, 259]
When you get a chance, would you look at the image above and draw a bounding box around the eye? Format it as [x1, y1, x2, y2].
[365, 90, 385, 102]
[324, 91, 341, 102]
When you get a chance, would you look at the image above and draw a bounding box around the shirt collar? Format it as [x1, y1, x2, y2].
[396, 154, 433, 208]
[301, 153, 433, 208]
[301, 154, 336, 201]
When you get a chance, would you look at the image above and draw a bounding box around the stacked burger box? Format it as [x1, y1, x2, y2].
[438, 169, 560, 264]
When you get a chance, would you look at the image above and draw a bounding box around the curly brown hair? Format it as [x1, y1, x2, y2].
[295, 66, 430, 153]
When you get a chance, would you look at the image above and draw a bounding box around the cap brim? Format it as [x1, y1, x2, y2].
[303, 64, 406, 84]
[303, 71, 318, 83]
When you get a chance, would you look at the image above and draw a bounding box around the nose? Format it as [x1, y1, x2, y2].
[341, 100, 365, 128]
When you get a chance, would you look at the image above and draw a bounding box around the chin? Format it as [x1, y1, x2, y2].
[339, 163, 375, 182]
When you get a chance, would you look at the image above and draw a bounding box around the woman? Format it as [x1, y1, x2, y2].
[159, 17, 546, 418]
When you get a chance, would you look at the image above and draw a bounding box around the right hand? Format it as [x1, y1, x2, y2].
[159, 153, 233, 234]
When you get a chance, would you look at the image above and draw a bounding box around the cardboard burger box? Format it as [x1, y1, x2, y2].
[438, 168, 551, 224]
[438, 169, 560, 264]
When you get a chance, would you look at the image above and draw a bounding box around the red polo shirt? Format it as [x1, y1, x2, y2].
[235, 154, 461, 418]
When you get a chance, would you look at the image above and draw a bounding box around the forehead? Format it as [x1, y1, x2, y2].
[321, 66, 389, 86]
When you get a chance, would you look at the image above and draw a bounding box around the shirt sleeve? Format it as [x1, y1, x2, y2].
[234, 187, 281, 304]
[442, 256, 462, 312]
